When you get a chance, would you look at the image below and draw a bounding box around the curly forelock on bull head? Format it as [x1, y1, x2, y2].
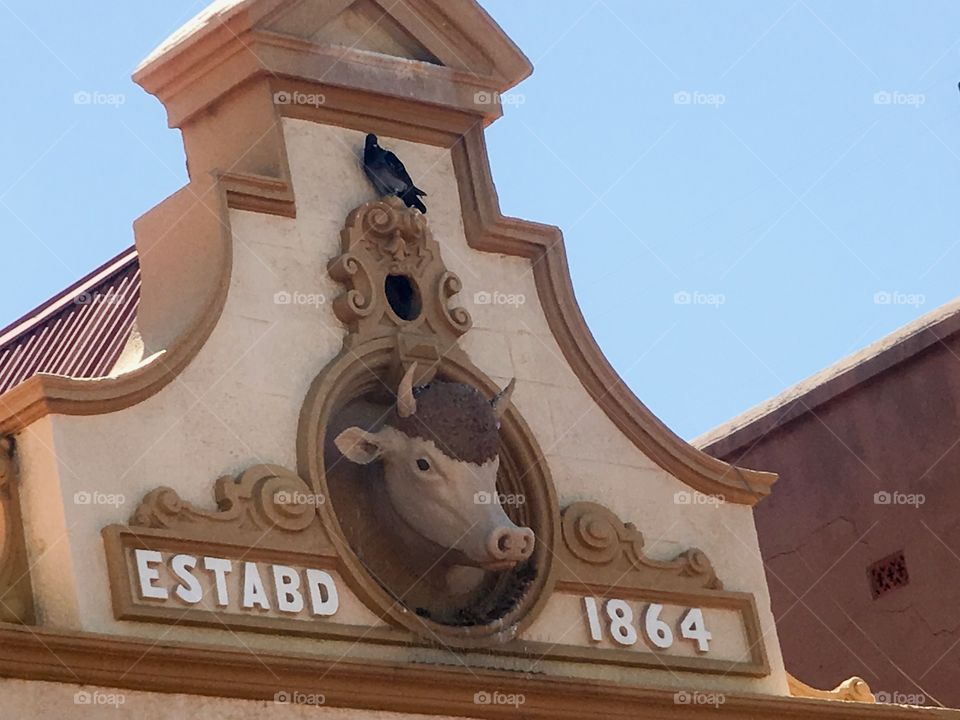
[388, 380, 502, 466]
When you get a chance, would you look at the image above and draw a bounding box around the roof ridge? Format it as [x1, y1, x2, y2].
[695, 295, 960, 455]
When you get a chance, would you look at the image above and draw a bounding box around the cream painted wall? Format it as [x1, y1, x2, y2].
[13, 119, 787, 696]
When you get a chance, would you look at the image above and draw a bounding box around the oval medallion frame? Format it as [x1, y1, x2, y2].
[297, 337, 558, 648]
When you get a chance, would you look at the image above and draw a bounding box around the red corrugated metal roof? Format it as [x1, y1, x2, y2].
[0, 247, 140, 395]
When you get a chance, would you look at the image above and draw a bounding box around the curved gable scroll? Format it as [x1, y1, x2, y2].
[452, 127, 776, 505]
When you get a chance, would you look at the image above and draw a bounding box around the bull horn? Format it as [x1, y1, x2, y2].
[397, 362, 418, 418]
[491, 378, 516, 420]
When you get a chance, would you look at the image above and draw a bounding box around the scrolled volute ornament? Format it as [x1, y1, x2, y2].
[562, 502, 647, 566]
[558, 501, 722, 592]
[328, 253, 375, 320]
[329, 195, 471, 348]
[130, 465, 318, 535]
[362, 197, 426, 246]
[438, 271, 471, 335]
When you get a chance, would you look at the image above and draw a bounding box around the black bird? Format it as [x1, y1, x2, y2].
[363, 134, 427, 213]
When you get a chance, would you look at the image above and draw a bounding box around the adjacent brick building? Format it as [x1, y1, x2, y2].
[699, 299, 960, 707]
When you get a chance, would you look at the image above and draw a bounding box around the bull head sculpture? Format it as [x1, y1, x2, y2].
[334, 364, 535, 572]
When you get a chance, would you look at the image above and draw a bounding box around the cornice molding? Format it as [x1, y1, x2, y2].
[0, 624, 948, 719]
[134, 0, 532, 127]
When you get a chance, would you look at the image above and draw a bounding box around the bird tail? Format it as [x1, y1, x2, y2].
[401, 188, 427, 213]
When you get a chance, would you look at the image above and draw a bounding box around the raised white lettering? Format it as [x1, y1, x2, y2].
[204, 556, 232, 607]
[134, 549, 167, 600]
[273, 565, 304, 614]
[171, 554, 202, 604]
[242, 561, 271, 610]
[127, 550, 342, 622]
[306, 569, 339, 616]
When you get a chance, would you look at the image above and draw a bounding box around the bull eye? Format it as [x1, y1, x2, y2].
[416, 458, 431, 472]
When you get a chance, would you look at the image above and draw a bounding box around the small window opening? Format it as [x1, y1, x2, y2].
[385, 274, 421, 321]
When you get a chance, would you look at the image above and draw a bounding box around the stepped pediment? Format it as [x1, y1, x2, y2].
[136, 0, 531, 127]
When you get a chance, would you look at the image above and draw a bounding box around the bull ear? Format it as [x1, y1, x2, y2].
[397, 362, 418, 418]
[334, 427, 384, 465]
[491, 378, 516, 420]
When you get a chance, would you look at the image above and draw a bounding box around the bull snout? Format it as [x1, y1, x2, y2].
[485, 526, 535, 569]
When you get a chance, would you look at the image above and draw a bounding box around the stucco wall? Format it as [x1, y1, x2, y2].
[0, 678, 464, 720]
[14, 119, 787, 696]
[707, 334, 960, 706]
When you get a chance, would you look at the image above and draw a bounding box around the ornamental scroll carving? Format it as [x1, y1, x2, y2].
[787, 673, 875, 703]
[0, 437, 34, 623]
[127, 465, 336, 556]
[557, 501, 722, 593]
[328, 194, 471, 364]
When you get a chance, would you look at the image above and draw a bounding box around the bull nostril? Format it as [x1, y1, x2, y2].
[520, 528, 535, 557]
[487, 528, 511, 559]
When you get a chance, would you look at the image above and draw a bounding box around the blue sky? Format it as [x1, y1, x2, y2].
[1, 1, 959, 439]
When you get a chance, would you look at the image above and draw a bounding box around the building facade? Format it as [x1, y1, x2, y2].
[0, 0, 950, 717]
